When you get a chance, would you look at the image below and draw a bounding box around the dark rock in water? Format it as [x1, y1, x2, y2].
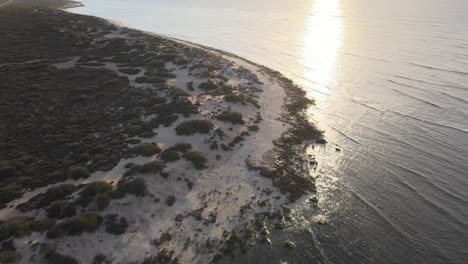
[0, 167, 16, 180]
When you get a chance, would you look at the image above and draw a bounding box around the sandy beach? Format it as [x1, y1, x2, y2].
[0, 0, 324, 263]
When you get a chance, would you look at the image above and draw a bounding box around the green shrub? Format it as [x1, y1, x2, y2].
[198, 80, 218, 90]
[166, 196, 176, 206]
[187, 81, 195, 91]
[108, 190, 125, 200]
[160, 150, 180, 162]
[43, 185, 76, 203]
[124, 161, 165, 176]
[46, 201, 76, 219]
[0, 166, 16, 179]
[224, 93, 248, 104]
[104, 214, 128, 235]
[93, 254, 108, 264]
[156, 53, 177, 62]
[248, 125, 260, 131]
[131, 143, 161, 157]
[175, 120, 214, 135]
[0, 250, 21, 263]
[95, 194, 111, 211]
[216, 112, 244, 125]
[126, 125, 143, 136]
[119, 68, 140, 75]
[0, 218, 55, 241]
[68, 166, 90, 180]
[79, 182, 113, 204]
[168, 86, 191, 97]
[47, 214, 102, 238]
[183, 151, 208, 170]
[149, 114, 179, 128]
[18, 184, 76, 212]
[0, 184, 23, 205]
[167, 142, 192, 153]
[44, 251, 79, 264]
[116, 178, 147, 197]
[224, 92, 260, 108]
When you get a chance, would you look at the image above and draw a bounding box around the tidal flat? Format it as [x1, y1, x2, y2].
[0, 0, 324, 263]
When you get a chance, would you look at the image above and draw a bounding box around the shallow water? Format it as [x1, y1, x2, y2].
[74, 0, 468, 263]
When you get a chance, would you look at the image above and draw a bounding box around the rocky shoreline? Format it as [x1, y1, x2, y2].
[0, 0, 324, 263]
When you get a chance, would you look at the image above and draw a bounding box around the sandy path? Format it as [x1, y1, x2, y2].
[0, 0, 14, 8]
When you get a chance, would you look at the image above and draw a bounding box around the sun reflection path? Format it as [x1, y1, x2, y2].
[300, 0, 343, 102]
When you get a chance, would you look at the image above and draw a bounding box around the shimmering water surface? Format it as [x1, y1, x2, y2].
[74, 0, 468, 263]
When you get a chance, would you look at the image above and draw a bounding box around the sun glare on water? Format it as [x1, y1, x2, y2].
[301, 0, 343, 100]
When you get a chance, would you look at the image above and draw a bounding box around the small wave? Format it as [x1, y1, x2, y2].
[350, 98, 382, 112]
[387, 79, 427, 92]
[382, 166, 468, 230]
[439, 92, 468, 105]
[390, 88, 442, 108]
[409, 62, 468, 76]
[392, 163, 467, 203]
[326, 125, 362, 145]
[342, 52, 390, 63]
[349, 190, 418, 241]
[389, 110, 468, 136]
[392, 74, 468, 92]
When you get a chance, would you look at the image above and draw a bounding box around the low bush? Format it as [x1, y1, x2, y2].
[93, 254, 108, 264]
[79, 182, 113, 205]
[18, 184, 76, 212]
[131, 143, 161, 157]
[198, 79, 218, 91]
[0, 184, 23, 207]
[224, 93, 246, 104]
[0, 250, 21, 264]
[104, 214, 128, 235]
[95, 194, 111, 211]
[166, 196, 176, 207]
[124, 161, 165, 177]
[168, 86, 191, 97]
[187, 81, 195, 91]
[116, 178, 147, 197]
[47, 214, 102, 238]
[248, 125, 260, 132]
[0, 218, 55, 241]
[43, 249, 79, 264]
[216, 112, 244, 125]
[175, 120, 214, 135]
[160, 150, 180, 162]
[0, 166, 16, 180]
[119, 68, 140, 75]
[150, 114, 179, 128]
[46, 201, 76, 219]
[156, 53, 177, 62]
[224, 92, 260, 108]
[68, 166, 90, 180]
[183, 151, 208, 170]
[167, 142, 192, 153]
